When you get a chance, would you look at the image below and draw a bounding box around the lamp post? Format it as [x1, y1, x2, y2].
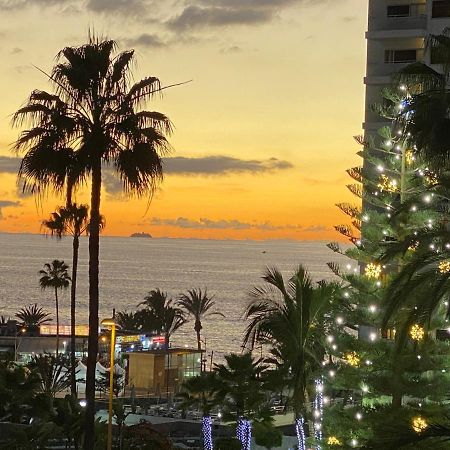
[101, 317, 119, 450]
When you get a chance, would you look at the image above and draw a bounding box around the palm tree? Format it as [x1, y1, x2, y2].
[115, 311, 141, 332]
[43, 203, 90, 397]
[16, 304, 52, 333]
[179, 372, 222, 450]
[13, 36, 174, 446]
[28, 353, 72, 408]
[39, 260, 71, 356]
[243, 266, 339, 450]
[138, 289, 186, 348]
[214, 353, 269, 450]
[178, 288, 224, 351]
[397, 31, 450, 170]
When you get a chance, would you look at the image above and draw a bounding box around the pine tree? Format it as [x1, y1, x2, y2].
[322, 85, 450, 449]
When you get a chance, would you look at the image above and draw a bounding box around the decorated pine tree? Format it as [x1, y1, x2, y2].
[321, 85, 450, 449]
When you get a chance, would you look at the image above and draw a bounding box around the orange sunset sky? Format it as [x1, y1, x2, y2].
[0, 0, 367, 240]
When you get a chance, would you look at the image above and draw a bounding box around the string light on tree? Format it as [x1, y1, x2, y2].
[327, 436, 342, 446]
[412, 416, 428, 433]
[365, 263, 382, 280]
[344, 352, 360, 367]
[409, 324, 425, 341]
[377, 174, 399, 193]
[438, 261, 450, 274]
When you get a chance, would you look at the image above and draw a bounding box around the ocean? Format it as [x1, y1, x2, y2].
[0, 233, 349, 361]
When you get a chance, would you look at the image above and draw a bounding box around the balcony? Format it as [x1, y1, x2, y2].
[368, 3, 427, 36]
[366, 48, 425, 77]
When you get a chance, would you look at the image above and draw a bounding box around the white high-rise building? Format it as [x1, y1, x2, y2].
[365, 0, 450, 133]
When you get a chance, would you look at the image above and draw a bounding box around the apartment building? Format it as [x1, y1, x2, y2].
[365, 0, 450, 132]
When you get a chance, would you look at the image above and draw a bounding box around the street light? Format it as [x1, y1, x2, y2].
[101, 317, 120, 450]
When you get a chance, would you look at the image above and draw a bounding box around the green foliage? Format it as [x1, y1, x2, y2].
[15, 304, 52, 331]
[253, 421, 283, 449]
[95, 370, 125, 397]
[215, 437, 241, 450]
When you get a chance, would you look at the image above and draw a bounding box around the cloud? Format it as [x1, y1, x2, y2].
[303, 224, 328, 232]
[0, 0, 71, 10]
[86, 0, 148, 15]
[10, 47, 23, 54]
[167, 0, 312, 30]
[150, 217, 281, 230]
[149, 217, 328, 233]
[0, 200, 21, 219]
[165, 156, 293, 175]
[167, 5, 271, 30]
[220, 45, 243, 54]
[0, 156, 20, 174]
[124, 33, 167, 48]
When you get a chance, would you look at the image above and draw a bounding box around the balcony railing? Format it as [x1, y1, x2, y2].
[369, 4, 427, 31]
[367, 49, 425, 77]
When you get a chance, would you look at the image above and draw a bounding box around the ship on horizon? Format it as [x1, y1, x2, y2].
[130, 232, 152, 238]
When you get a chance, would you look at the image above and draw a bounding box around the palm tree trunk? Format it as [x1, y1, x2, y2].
[55, 287, 59, 357]
[202, 415, 213, 450]
[295, 416, 306, 450]
[84, 161, 102, 450]
[70, 233, 79, 397]
[195, 322, 202, 351]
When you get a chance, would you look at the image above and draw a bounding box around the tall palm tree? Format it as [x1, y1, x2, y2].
[138, 289, 186, 348]
[243, 266, 339, 450]
[178, 288, 224, 351]
[13, 36, 173, 446]
[39, 260, 71, 356]
[43, 203, 90, 397]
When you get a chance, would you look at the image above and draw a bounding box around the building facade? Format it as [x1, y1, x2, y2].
[365, 0, 450, 133]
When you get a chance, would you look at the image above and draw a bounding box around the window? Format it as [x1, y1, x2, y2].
[385, 49, 417, 63]
[387, 5, 411, 17]
[432, 0, 450, 17]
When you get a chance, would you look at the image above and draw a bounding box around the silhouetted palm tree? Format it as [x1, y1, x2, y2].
[43, 203, 90, 396]
[179, 372, 222, 450]
[243, 266, 339, 450]
[115, 311, 141, 332]
[214, 353, 269, 450]
[138, 289, 186, 348]
[178, 288, 224, 351]
[39, 260, 70, 356]
[16, 304, 52, 333]
[398, 31, 450, 169]
[13, 36, 173, 446]
[28, 353, 72, 408]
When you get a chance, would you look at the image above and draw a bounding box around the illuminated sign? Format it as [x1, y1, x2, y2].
[116, 335, 145, 344]
[40, 325, 89, 336]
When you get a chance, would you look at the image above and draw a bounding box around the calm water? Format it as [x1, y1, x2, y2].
[0, 233, 349, 360]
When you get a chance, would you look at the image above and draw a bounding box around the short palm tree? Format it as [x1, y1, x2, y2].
[138, 289, 186, 348]
[178, 288, 224, 351]
[13, 36, 173, 446]
[16, 304, 52, 333]
[28, 353, 72, 408]
[214, 353, 269, 450]
[243, 266, 339, 450]
[39, 260, 71, 356]
[179, 372, 222, 450]
[43, 203, 90, 396]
